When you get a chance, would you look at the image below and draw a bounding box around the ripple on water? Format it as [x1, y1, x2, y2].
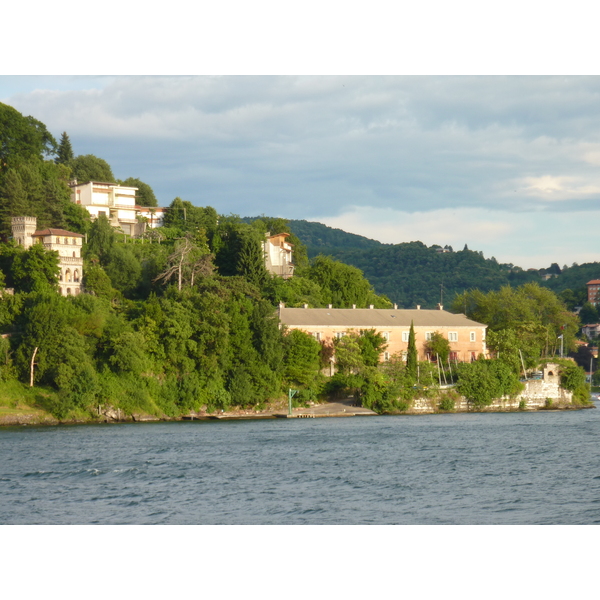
[2, 412, 600, 524]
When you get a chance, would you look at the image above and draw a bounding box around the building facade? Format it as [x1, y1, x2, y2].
[11, 217, 84, 296]
[69, 180, 165, 236]
[587, 279, 600, 306]
[263, 232, 294, 279]
[278, 305, 488, 365]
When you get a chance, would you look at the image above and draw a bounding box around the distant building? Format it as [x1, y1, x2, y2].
[278, 304, 488, 372]
[264, 232, 294, 279]
[11, 216, 84, 296]
[69, 180, 164, 236]
[587, 280, 600, 306]
[582, 324, 600, 340]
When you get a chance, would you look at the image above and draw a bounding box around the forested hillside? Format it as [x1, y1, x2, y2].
[0, 102, 396, 420]
[272, 219, 600, 309]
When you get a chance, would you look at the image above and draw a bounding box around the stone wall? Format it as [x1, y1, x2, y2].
[409, 368, 573, 414]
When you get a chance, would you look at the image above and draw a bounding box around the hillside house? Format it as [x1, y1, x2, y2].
[11, 216, 84, 296]
[587, 279, 600, 306]
[69, 180, 164, 236]
[278, 304, 488, 371]
[264, 232, 294, 279]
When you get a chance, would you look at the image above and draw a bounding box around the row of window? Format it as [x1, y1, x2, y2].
[382, 351, 480, 362]
[54, 237, 79, 245]
[59, 269, 80, 283]
[312, 331, 480, 342]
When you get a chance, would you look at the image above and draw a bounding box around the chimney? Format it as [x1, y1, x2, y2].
[369, 305, 374, 309]
[437, 303, 444, 310]
[393, 303, 397, 309]
[352, 304, 356, 309]
[303, 303, 308, 309]
[416, 305, 421, 310]
[279, 302, 285, 309]
[328, 304, 333, 309]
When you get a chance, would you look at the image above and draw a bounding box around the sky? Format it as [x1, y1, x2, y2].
[3, 1, 600, 272]
[3, 75, 600, 270]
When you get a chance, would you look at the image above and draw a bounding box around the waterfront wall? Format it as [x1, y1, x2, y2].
[410, 377, 574, 414]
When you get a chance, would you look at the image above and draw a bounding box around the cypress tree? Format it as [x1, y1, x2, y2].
[406, 320, 417, 383]
[55, 132, 74, 165]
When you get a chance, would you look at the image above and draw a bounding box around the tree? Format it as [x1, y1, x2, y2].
[424, 331, 451, 363]
[153, 233, 213, 291]
[118, 177, 158, 207]
[70, 154, 115, 183]
[282, 329, 322, 392]
[357, 329, 388, 367]
[55, 132, 74, 165]
[406, 321, 417, 382]
[306, 255, 390, 308]
[578, 302, 598, 325]
[11, 244, 60, 293]
[85, 214, 116, 261]
[456, 358, 521, 406]
[0, 103, 57, 171]
[452, 283, 579, 360]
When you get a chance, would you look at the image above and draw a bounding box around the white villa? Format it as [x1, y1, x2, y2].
[69, 180, 165, 236]
[11, 216, 84, 296]
[264, 232, 294, 279]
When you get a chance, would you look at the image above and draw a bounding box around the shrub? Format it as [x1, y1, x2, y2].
[438, 394, 456, 412]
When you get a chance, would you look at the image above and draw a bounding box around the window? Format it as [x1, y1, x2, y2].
[335, 332, 345, 340]
[402, 331, 409, 342]
[448, 332, 458, 342]
[470, 332, 476, 342]
[382, 332, 390, 341]
[425, 332, 433, 341]
[383, 352, 390, 361]
[312, 332, 321, 341]
[450, 351, 458, 362]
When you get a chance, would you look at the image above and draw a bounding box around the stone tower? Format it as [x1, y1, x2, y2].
[11, 216, 37, 249]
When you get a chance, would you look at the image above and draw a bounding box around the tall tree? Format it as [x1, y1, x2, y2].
[55, 132, 74, 165]
[118, 177, 158, 207]
[0, 103, 57, 172]
[70, 154, 115, 183]
[406, 321, 417, 382]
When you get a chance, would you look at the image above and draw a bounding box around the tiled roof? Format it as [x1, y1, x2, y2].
[587, 280, 600, 285]
[279, 307, 487, 328]
[33, 228, 84, 238]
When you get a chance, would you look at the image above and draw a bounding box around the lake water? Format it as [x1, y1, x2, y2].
[2, 403, 600, 524]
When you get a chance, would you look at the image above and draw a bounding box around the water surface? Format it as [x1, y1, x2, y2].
[2, 404, 599, 524]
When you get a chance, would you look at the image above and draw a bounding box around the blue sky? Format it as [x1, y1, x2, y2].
[3, 76, 600, 270]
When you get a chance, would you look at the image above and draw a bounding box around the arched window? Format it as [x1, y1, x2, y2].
[73, 251, 76, 257]
[66, 269, 72, 282]
[59, 270, 63, 281]
[66, 288, 71, 295]
[74, 269, 79, 283]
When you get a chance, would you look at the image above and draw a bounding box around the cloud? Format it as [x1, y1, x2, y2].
[3, 75, 600, 267]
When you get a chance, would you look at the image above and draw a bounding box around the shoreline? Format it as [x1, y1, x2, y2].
[0, 397, 593, 427]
